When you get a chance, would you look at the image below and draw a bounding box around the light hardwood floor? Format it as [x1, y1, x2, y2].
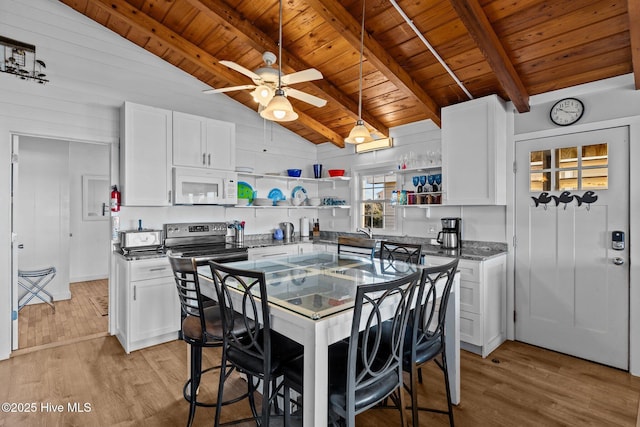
[0, 337, 638, 426]
[17, 280, 108, 350]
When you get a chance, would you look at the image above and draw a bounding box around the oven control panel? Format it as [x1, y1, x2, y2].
[164, 222, 227, 238]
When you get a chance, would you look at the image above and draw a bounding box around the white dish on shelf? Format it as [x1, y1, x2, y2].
[253, 198, 273, 206]
[308, 197, 322, 206]
[276, 200, 291, 206]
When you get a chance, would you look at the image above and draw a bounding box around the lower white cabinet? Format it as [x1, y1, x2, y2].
[115, 256, 180, 353]
[311, 242, 338, 253]
[424, 254, 507, 357]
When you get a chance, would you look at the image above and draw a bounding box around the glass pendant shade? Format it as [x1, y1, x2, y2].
[251, 85, 274, 106]
[260, 89, 298, 121]
[345, 119, 373, 144]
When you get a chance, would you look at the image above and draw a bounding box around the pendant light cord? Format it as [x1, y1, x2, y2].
[278, 0, 283, 90]
[357, 0, 365, 119]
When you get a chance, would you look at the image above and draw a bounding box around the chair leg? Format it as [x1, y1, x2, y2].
[214, 351, 228, 427]
[410, 365, 420, 427]
[441, 355, 455, 427]
[187, 345, 202, 427]
[246, 374, 260, 422]
[283, 382, 291, 427]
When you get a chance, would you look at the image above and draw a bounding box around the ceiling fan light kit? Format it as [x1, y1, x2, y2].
[260, 88, 298, 121]
[251, 84, 274, 106]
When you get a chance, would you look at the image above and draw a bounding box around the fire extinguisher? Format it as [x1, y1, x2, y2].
[110, 185, 121, 212]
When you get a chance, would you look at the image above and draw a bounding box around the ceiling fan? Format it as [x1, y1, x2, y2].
[203, 51, 327, 109]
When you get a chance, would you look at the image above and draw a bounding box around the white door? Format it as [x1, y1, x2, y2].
[515, 127, 629, 369]
[10, 135, 20, 350]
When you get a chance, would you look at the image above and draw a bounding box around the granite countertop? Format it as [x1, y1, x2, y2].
[238, 232, 507, 261]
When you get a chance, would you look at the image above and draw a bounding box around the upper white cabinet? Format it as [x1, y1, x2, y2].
[441, 95, 507, 205]
[120, 102, 173, 206]
[173, 111, 235, 171]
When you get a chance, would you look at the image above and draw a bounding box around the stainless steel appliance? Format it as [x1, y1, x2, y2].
[437, 217, 461, 249]
[164, 221, 248, 263]
[281, 222, 295, 241]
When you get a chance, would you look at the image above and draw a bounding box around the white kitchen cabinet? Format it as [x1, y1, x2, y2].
[424, 254, 507, 357]
[312, 243, 338, 253]
[248, 244, 299, 260]
[297, 242, 315, 254]
[120, 102, 173, 206]
[441, 95, 507, 205]
[115, 256, 180, 353]
[173, 111, 235, 171]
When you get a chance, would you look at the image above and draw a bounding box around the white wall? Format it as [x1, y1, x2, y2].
[69, 142, 110, 282]
[0, 0, 316, 359]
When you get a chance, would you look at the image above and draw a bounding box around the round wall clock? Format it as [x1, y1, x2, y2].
[550, 98, 584, 126]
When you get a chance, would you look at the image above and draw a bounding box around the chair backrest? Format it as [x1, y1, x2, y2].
[379, 241, 423, 264]
[208, 261, 267, 372]
[168, 253, 209, 341]
[343, 270, 421, 419]
[409, 258, 459, 361]
[338, 236, 376, 259]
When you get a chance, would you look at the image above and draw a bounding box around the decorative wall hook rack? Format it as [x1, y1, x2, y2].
[0, 35, 48, 84]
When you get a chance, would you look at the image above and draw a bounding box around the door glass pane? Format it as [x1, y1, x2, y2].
[530, 172, 550, 192]
[581, 143, 608, 189]
[556, 147, 578, 168]
[556, 170, 578, 191]
[530, 150, 551, 170]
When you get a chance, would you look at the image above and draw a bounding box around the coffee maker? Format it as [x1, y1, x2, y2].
[437, 217, 462, 249]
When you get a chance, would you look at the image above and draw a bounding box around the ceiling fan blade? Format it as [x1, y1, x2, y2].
[281, 68, 323, 85]
[219, 60, 261, 81]
[202, 85, 256, 94]
[285, 88, 327, 107]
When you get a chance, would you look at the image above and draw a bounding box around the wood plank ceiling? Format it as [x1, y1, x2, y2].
[59, 0, 639, 148]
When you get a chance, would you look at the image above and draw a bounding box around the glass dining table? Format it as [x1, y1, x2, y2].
[197, 251, 460, 427]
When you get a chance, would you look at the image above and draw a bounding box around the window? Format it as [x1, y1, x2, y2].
[529, 143, 608, 192]
[359, 172, 397, 231]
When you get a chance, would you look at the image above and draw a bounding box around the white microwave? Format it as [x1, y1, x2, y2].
[173, 167, 238, 205]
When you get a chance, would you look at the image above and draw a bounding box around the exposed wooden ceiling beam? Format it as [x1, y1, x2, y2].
[184, 0, 389, 138]
[86, 0, 345, 147]
[449, 0, 530, 112]
[305, 0, 442, 127]
[628, 0, 640, 89]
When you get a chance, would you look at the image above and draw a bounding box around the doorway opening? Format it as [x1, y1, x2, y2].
[11, 135, 112, 352]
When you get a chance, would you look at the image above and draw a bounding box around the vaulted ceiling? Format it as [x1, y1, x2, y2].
[59, 0, 639, 147]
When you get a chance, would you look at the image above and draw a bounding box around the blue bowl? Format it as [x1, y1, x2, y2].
[287, 169, 302, 177]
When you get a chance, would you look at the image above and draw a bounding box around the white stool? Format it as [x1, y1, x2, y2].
[18, 267, 56, 312]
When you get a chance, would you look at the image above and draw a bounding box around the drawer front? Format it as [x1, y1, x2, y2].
[459, 279, 481, 314]
[130, 258, 172, 281]
[423, 256, 480, 282]
[248, 245, 297, 259]
[459, 310, 482, 346]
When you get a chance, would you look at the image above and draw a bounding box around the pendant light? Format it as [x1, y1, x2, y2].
[345, 0, 373, 144]
[260, 0, 298, 122]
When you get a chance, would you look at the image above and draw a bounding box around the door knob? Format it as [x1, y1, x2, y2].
[613, 257, 624, 265]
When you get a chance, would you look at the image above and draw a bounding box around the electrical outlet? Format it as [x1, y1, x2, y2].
[428, 225, 436, 234]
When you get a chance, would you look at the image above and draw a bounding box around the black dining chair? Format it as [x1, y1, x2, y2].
[209, 260, 304, 427]
[404, 258, 459, 427]
[282, 270, 422, 427]
[379, 240, 423, 264]
[168, 254, 248, 427]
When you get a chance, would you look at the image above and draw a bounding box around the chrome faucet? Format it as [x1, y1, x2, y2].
[356, 227, 373, 239]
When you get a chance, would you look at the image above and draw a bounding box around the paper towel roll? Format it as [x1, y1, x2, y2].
[301, 217, 310, 237]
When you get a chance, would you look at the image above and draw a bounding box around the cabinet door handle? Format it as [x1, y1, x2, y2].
[133, 285, 136, 301]
[202, 153, 206, 165]
[149, 267, 167, 272]
[208, 153, 211, 166]
[168, 190, 172, 203]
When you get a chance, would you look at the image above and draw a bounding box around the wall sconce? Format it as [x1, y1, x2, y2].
[355, 137, 393, 153]
[0, 35, 48, 84]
